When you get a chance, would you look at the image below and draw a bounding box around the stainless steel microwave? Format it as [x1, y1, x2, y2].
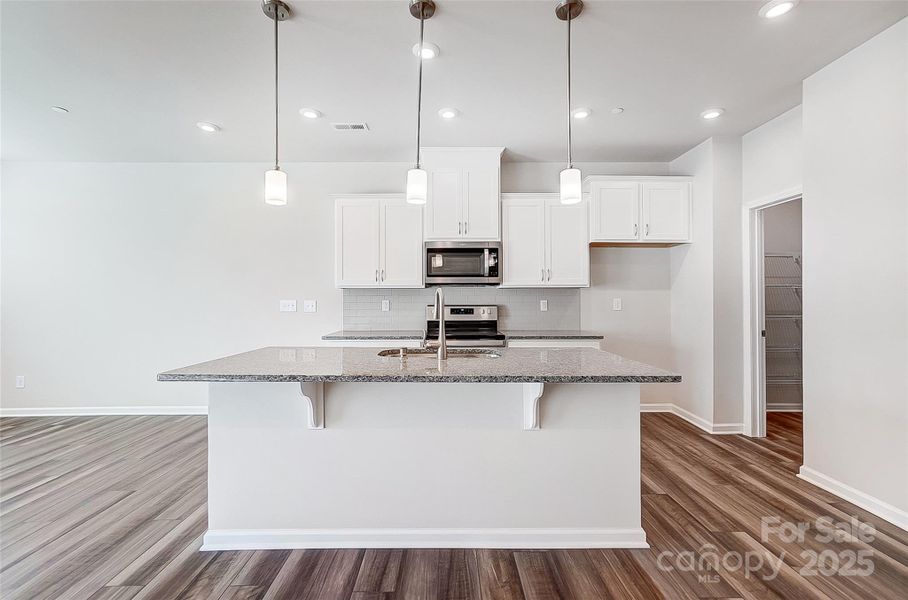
[424, 241, 501, 285]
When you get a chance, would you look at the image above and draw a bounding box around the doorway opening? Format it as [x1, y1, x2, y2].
[743, 190, 802, 437]
[762, 200, 803, 420]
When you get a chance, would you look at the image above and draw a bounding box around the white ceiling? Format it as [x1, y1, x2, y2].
[2, 0, 906, 163]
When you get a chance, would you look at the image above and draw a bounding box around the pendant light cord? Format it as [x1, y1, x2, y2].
[415, 6, 425, 169]
[274, 10, 280, 170]
[566, 12, 573, 169]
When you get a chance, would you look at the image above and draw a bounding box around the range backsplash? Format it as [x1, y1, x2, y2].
[343, 287, 581, 331]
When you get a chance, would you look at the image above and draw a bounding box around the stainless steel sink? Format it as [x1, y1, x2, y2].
[378, 348, 501, 359]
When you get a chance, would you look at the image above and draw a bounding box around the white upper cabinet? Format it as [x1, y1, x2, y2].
[641, 181, 691, 241]
[590, 180, 640, 240]
[546, 197, 590, 286]
[422, 148, 504, 241]
[501, 194, 589, 288]
[335, 195, 423, 288]
[501, 196, 546, 286]
[587, 176, 692, 244]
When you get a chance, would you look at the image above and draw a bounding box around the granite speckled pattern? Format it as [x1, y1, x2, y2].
[321, 329, 603, 341]
[322, 330, 425, 341]
[503, 330, 604, 340]
[158, 346, 680, 384]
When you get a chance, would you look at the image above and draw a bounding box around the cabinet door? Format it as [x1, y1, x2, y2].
[424, 169, 463, 240]
[461, 167, 500, 240]
[335, 199, 381, 287]
[381, 200, 424, 287]
[501, 197, 546, 287]
[642, 181, 691, 241]
[546, 198, 590, 287]
[589, 181, 640, 241]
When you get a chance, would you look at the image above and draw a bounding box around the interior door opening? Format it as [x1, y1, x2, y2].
[758, 198, 803, 434]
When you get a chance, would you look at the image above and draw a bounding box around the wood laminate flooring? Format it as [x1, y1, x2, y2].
[1, 412, 906, 599]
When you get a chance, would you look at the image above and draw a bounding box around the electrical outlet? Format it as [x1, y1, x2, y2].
[15, 375, 25, 389]
[540, 300, 548, 312]
[279, 300, 297, 312]
[303, 300, 317, 313]
[613, 298, 623, 311]
[381, 300, 390, 312]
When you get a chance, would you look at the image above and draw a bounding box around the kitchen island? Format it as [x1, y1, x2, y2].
[159, 346, 679, 550]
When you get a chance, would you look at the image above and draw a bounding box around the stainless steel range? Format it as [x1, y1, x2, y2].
[425, 304, 506, 347]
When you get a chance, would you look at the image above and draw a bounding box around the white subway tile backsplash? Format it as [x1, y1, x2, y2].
[343, 287, 582, 331]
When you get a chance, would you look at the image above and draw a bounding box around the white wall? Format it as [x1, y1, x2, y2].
[801, 18, 908, 518]
[742, 106, 803, 205]
[711, 137, 744, 426]
[1, 160, 674, 411]
[668, 140, 716, 424]
[582, 248, 673, 406]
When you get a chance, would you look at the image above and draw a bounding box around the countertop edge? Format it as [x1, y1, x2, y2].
[158, 374, 680, 384]
[321, 331, 605, 341]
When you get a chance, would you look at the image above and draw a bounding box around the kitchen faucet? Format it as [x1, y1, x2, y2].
[433, 287, 447, 360]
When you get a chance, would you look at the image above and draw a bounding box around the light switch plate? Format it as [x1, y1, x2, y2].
[303, 300, 317, 313]
[540, 300, 548, 312]
[613, 298, 623, 311]
[15, 376, 25, 389]
[280, 300, 297, 312]
[381, 300, 390, 312]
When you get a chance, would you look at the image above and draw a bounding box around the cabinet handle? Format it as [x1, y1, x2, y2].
[541, 269, 545, 282]
[375, 269, 379, 282]
[381, 269, 385, 281]
[458, 221, 462, 235]
[645, 224, 649, 236]
[464, 221, 468, 235]
[634, 223, 638, 237]
[547, 269, 551, 281]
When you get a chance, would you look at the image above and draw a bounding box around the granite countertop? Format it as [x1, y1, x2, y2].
[322, 330, 425, 341]
[321, 330, 603, 341]
[158, 346, 679, 384]
[503, 330, 603, 340]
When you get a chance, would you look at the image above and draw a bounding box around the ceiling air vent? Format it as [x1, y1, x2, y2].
[331, 122, 370, 131]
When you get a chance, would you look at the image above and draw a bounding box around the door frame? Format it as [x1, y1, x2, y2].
[741, 186, 802, 437]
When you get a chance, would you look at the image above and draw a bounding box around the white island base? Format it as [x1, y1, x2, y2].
[202, 381, 646, 551]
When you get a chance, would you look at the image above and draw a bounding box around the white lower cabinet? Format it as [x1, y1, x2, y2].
[501, 194, 589, 288]
[335, 195, 423, 288]
[587, 177, 692, 244]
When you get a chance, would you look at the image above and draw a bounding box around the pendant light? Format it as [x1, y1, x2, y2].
[406, 0, 436, 205]
[557, 0, 583, 205]
[263, 1, 290, 206]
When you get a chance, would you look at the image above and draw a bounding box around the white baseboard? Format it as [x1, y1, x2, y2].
[767, 403, 803, 412]
[200, 527, 649, 551]
[0, 406, 208, 417]
[640, 403, 744, 435]
[797, 466, 908, 531]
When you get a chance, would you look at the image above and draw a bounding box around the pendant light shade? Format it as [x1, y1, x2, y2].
[559, 168, 582, 205]
[406, 168, 428, 205]
[263, 1, 290, 206]
[557, 0, 583, 205]
[264, 168, 288, 206]
[407, 0, 435, 205]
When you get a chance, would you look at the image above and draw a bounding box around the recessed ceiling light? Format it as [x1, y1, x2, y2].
[700, 108, 725, 120]
[412, 42, 439, 60]
[610, 107, 624, 115]
[571, 108, 592, 120]
[196, 121, 221, 133]
[759, 0, 798, 19]
[299, 108, 321, 119]
[51, 106, 69, 113]
[438, 107, 459, 119]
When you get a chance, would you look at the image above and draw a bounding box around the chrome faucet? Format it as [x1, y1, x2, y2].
[433, 287, 447, 360]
